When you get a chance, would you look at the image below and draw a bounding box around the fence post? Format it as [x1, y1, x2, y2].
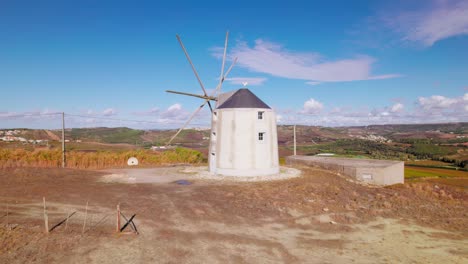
[116, 203, 121, 232]
[43, 197, 49, 234]
[62, 112, 66, 168]
[82, 201, 88, 234]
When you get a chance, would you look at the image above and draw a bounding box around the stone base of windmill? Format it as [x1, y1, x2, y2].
[185, 166, 301, 182]
[99, 166, 301, 184]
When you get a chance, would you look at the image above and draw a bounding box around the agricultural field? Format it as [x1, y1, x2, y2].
[0, 148, 203, 169]
[2, 123, 467, 172]
[405, 165, 467, 181]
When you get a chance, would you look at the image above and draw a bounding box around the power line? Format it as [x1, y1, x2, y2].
[65, 113, 209, 126]
[0, 112, 62, 118]
[66, 114, 164, 124]
[1, 112, 210, 127]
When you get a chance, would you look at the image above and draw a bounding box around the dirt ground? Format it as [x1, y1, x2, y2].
[0, 166, 467, 263]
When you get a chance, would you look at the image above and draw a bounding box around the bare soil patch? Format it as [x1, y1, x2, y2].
[0, 166, 466, 263]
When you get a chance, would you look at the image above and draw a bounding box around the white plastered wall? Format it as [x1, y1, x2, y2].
[209, 108, 279, 176]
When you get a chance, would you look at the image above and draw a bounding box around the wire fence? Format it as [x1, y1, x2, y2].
[2, 197, 139, 236]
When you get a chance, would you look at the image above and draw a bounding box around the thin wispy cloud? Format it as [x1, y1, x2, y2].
[225, 77, 267, 86]
[383, 0, 468, 47]
[0, 110, 61, 120]
[132, 107, 160, 116]
[0, 109, 62, 129]
[102, 108, 117, 116]
[217, 39, 399, 84]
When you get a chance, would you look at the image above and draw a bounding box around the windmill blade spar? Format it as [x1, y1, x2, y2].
[216, 31, 229, 97]
[166, 33, 239, 146]
[166, 90, 217, 101]
[213, 57, 238, 96]
[166, 58, 237, 146]
[176, 34, 214, 112]
[166, 100, 209, 146]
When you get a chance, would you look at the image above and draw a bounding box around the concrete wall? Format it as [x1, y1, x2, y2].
[209, 108, 279, 176]
[286, 156, 404, 186]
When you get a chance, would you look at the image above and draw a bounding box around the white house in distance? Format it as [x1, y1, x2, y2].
[209, 88, 279, 176]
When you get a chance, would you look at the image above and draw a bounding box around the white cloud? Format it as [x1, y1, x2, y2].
[102, 108, 117, 116]
[216, 39, 399, 83]
[159, 103, 191, 121]
[417, 95, 458, 110]
[390, 103, 404, 113]
[463, 93, 468, 111]
[300, 98, 323, 114]
[276, 114, 283, 123]
[132, 107, 160, 116]
[225, 77, 267, 86]
[384, 0, 468, 46]
[276, 92, 467, 126]
[85, 118, 97, 124]
[0, 110, 61, 120]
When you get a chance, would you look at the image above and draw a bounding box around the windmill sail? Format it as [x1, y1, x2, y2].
[165, 31, 236, 146]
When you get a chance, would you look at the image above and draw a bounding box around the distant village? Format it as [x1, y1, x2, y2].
[0, 130, 48, 144]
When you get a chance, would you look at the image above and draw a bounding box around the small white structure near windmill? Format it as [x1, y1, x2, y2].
[166, 32, 279, 177]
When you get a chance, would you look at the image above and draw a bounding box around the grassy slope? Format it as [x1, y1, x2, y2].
[68, 127, 145, 144]
[405, 166, 468, 179]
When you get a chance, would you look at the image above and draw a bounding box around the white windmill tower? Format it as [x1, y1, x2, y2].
[166, 32, 279, 177]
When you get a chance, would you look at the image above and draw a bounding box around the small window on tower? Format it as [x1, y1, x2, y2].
[258, 132, 265, 141]
[258, 111, 264, 120]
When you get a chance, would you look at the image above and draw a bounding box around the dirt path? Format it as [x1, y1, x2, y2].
[45, 130, 60, 141]
[0, 167, 466, 263]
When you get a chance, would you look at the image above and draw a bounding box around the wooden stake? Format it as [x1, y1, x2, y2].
[120, 214, 136, 233]
[293, 125, 297, 156]
[116, 204, 121, 232]
[43, 197, 49, 234]
[82, 201, 88, 234]
[62, 112, 66, 168]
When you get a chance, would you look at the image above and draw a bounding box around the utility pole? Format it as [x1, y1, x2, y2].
[293, 125, 297, 156]
[62, 112, 66, 168]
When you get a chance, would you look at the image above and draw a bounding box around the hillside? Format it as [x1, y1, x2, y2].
[3, 122, 466, 145]
[1, 123, 467, 168]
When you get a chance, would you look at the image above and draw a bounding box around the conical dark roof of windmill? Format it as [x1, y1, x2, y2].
[217, 89, 271, 109]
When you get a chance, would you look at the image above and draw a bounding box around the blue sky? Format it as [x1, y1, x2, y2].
[0, 0, 467, 129]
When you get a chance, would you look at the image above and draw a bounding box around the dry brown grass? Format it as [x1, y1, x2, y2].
[0, 148, 203, 169]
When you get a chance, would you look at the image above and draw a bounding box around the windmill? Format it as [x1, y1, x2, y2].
[167, 32, 279, 177]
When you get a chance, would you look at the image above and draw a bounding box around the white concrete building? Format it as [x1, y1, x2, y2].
[208, 89, 279, 176]
[286, 156, 404, 186]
